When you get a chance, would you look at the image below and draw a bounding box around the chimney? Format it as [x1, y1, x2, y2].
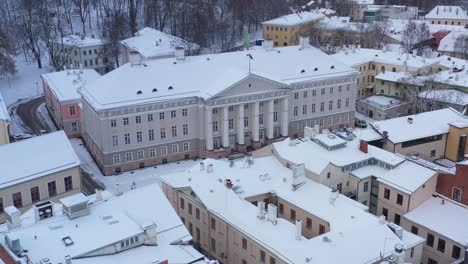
[207, 164, 214, 173]
[175, 47, 185, 60]
[200, 162, 205, 171]
[267, 204, 277, 225]
[65, 255, 72, 264]
[79, 63, 83, 73]
[257, 201, 266, 219]
[115, 183, 123, 196]
[5, 206, 21, 231]
[143, 223, 157, 246]
[66, 65, 70, 75]
[407, 117, 413, 124]
[379, 215, 386, 224]
[95, 189, 103, 202]
[329, 187, 339, 204]
[225, 179, 233, 189]
[359, 140, 368, 153]
[263, 39, 274, 51]
[292, 163, 306, 191]
[129, 51, 142, 66]
[295, 220, 302, 240]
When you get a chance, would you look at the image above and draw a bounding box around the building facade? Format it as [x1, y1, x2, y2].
[425, 6, 468, 26]
[80, 44, 358, 175]
[437, 158, 468, 205]
[0, 131, 81, 223]
[0, 91, 10, 145]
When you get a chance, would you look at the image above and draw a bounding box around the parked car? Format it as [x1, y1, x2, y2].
[355, 118, 367, 128]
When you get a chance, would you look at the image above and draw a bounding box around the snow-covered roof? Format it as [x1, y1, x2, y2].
[371, 108, 468, 143]
[434, 68, 468, 88]
[314, 16, 361, 32]
[81, 45, 358, 110]
[0, 90, 10, 122]
[425, 6, 468, 20]
[161, 156, 410, 264]
[359, 95, 406, 109]
[0, 131, 80, 189]
[317, 8, 336, 15]
[386, 19, 465, 42]
[41, 69, 100, 103]
[273, 133, 404, 175]
[331, 48, 440, 69]
[437, 55, 467, 69]
[262, 11, 325, 26]
[120, 27, 200, 59]
[375, 71, 426, 86]
[438, 30, 468, 53]
[351, 0, 374, 4]
[0, 184, 203, 264]
[404, 196, 468, 245]
[419, 89, 468, 106]
[60, 35, 105, 48]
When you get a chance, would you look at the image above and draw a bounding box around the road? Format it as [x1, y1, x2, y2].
[15, 96, 56, 135]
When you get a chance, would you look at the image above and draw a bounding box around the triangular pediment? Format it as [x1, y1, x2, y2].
[209, 74, 290, 99]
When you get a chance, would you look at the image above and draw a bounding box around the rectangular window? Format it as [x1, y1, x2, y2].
[137, 150, 144, 159]
[160, 128, 166, 139]
[306, 218, 312, 229]
[182, 109, 188, 116]
[345, 98, 350, 107]
[69, 106, 76, 116]
[135, 116, 141, 124]
[290, 209, 296, 221]
[329, 87, 334, 94]
[242, 238, 247, 249]
[337, 99, 341, 109]
[384, 188, 390, 199]
[211, 217, 216, 230]
[123, 118, 129, 126]
[452, 188, 462, 202]
[273, 112, 278, 122]
[125, 152, 133, 161]
[279, 203, 284, 214]
[0, 198, 3, 213]
[183, 124, 188, 135]
[260, 250, 266, 263]
[319, 224, 325, 235]
[394, 213, 400, 225]
[302, 105, 307, 115]
[311, 104, 315, 113]
[320, 102, 324, 112]
[196, 228, 200, 241]
[294, 92, 299, 99]
[188, 203, 193, 214]
[426, 233, 434, 247]
[124, 133, 130, 144]
[229, 119, 234, 129]
[183, 142, 189, 151]
[110, 120, 116, 127]
[137, 131, 142, 142]
[48, 181, 57, 197]
[293, 106, 298, 116]
[211, 237, 216, 252]
[149, 148, 156, 157]
[171, 110, 176, 118]
[172, 144, 179, 153]
[411, 225, 418, 235]
[321, 88, 325, 95]
[180, 198, 185, 209]
[452, 245, 461, 259]
[396, 194, 403, 205]
[270, 257, 276, 264]
[113, 154, 121, 164]
[244, 117, 248, 127]
[30, 186, 40, 203]
[161, 146, 167, 155]
[312, 90, 316, 96]
[363, 182, 369, 192]
[159, 112, 165, 120]
[213, 122, 218, 132]
[437, 238, 445, 253]
[303, 91, 308, 98]
[12, 192, 23, 207]
[64, 176, 73, 191]
[196, 208, 200, 220]
[171, 126, 177, 137]
[382, 208, 388, 219]
[148, 129, 154, 141]
[329, 101, 333, 110]
[147, 114, 153, 122]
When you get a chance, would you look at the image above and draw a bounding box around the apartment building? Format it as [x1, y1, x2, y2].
[0, 91, 10, 145]
[0, 184, 204, 264]
[262, 12, 325, 47]
[0, 131, 81, 223]
[371, 108, 468, 162]
[402, 195, 468, 264]
[80, 42, 359, 175]
[437, 157, 468, 205]
[349, 0, 375, 21]
[331, 47, 440, 98]
[425, 6, 468, 26]
[356, 95, 413, 120]
[52, 34, 110, 75]
[161, 156, 424, 264]
[363, 5, 418, 23]
[271, 133, 437, 223]
[120, 27, 201, 64]
[42, 69, 100, 138]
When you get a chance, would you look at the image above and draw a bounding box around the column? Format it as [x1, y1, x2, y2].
[253, 101, 260, 142]
[205, 107, 213, 151]
[237, 103, 245, 145]
[281, 97, 289, 137]
[266, 100, 274, 139]
[222, 106, 229, 148]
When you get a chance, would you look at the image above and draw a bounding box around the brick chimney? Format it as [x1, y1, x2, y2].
[359, 140, 368, 153]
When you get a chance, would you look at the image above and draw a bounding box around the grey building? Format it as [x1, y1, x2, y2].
[80, 40, 359, 175]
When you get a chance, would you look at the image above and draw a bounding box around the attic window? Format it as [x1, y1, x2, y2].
[143, 63, 147, 67]
[62, 236, 74, 247]
[330, 65, 335, 69]
[301, 69, 305, 73]
[168, 86, 174, 90]
[137, 90, 142, 95]
[152, 88, 158, 92]
[314, 68, 318, 71]
[375, 54, 378, 57]
[277, 50, 281, 53]
[173, 61, 177, 64]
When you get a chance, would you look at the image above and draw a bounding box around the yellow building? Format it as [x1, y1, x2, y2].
[262, 11, 325, 47]
[0, 91, 10, 145]
[445, 122, 468, 161]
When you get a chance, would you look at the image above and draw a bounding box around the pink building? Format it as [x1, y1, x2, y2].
[42, 69, 100, 138]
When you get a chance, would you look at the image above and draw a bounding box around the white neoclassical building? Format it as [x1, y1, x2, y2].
[80, 40, 359, 175]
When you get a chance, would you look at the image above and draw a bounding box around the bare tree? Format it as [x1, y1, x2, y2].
[14, 0, 43, 68]
[0, 27, 17, 75]
[74, 0, 91, 34]
[102, 3, 130, 68]
[454, 34, 468, 60]
[401, 20, 431, 53]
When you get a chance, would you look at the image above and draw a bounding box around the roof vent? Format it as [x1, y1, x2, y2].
[175, 47, 185, 60]
[152, 88, 157, 92]
[168, 86, 173, 90]
[329, 187, 339, 205]
[330, 65, 335, 69]
[407, 117, 413, 124]
[5, 206, 21, 231]
[33, 201, 54, 223]
[301, 69, 305, 73]
[267, 204, 277, 225]
[137, 90, 142, 95]
[207, 164, 214, 173]
[60, 193, 90, 220]
[314, 67, 318, 71]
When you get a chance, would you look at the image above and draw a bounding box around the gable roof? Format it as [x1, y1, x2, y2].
[425, 6, 468, 20]
[262, 11, 325, 26]
[438, 30, 468, 53]
[41, 69, 100, 103]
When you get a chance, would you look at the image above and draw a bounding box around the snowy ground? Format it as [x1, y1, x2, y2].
[70, 138, 198, 193]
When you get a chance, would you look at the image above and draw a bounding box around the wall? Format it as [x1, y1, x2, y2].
[383, 134, 448, 161]
[0, 166, 81, 223]
[437, 163, 468, 205]
[0, 120, 9, 145]
[445, 125, 468, 161]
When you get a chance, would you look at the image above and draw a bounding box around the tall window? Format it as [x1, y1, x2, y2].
[337, 99, 341, 109]
[112, 135, 118, 146]
[320, 102, 324, 112]
[293, 106, 298, 116]
[452, 188, 462, 202]
[260, 250, 266, 263]
[306, 218, 312, 229]
[437, 238, 445, 253]
[171, 110, 176, 118]
[302, 105, 307, 115]
[273, 112, 278, 122]
[242, 238, 247, 250]
[182, 109, 188, 116]
[12, 192, 23, 207]
[394, 213, 400, 225]
[149, 148, 156, 157]
[183, 142, 189, 151]
[137, 131, 142, 142]
[64, 176, 73, 191]
[110, 120, 117, 127]
[113, 154, 121, 164]
[123, 118, 129, 126]
[183, 124, 188, 135]
[135, 116, 141, 124]
[329, 101, 333, 110]
[172, 144, 179, 153]
[137, 150, 144, 159]
[159, 112, 165, 120]
[396, 194, 403, 205]
[30, 186, 40, 203]
[125, 152, 133, 161]
[161, 146, 167, 155]
[124, 133, 131, 144]
[147, 114, 153, 122]
[411, 225, 418, 235]
[319, 224, 325, 235]
[171, 126, 177, 137]
[229, 119, 234, 129]
[149, 129, 154, 141]
[311, 104, 315, 113]
[290, 209, 296, 221]
[0, 198, 3, 213]
[71, 122, 78, 131]
[384, 188, 390, 199]
[48, 181, 57, 197]
[452, 245, 461, 259]
[363, 182, 369, 192]
[211, 217, 216, 230]
[426, 233, 434, 247]
[69, 106, 76, 116]
[244, 117, 248, 127]
[345, 98, 350, 107]
[213, 122, 218, 132]
[160, 128, 166, 139]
